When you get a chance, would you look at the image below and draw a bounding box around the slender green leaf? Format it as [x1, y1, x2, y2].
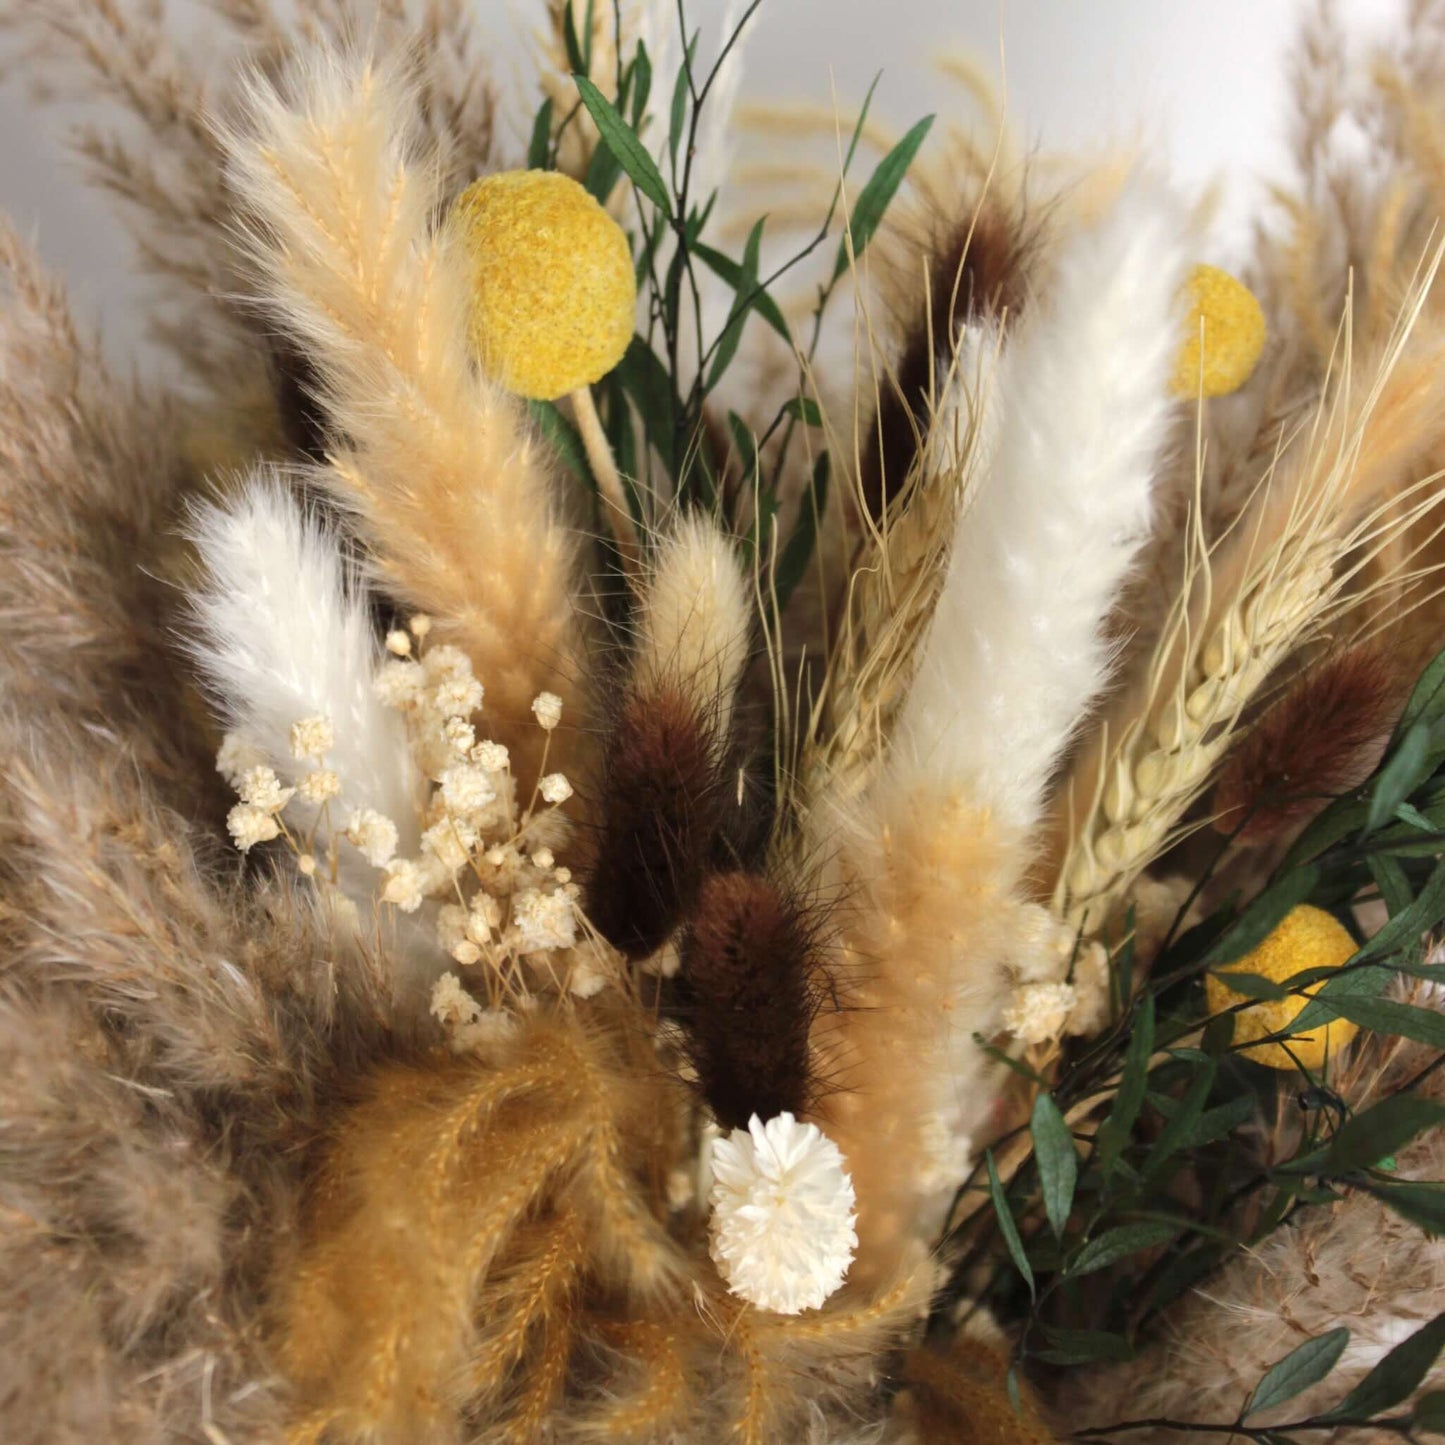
[1031, 1093, 1078, 1240]
[1319, 995, 1445, 1049]
[774, 451, 829, 611]
[707, 216, 765, 388]
[694, 242, 792, 343]
[584, 129, 625, 202]
[527, 98, 555, 170]
[1414, 1390, 1445, 1433]
[1213, 970, 1292, 1002]
[668, 33, 697, 170]
[783, 396, 822, 425]
[1098, 994, 1154, 1175]
[1141, 1059, 1216, 1182]
[1370, 853, 1415, 914]
[1366, 1180, 1445, 1234]
[1396, 802, 1437, 833]
[986, 1150, 1034, 1298]
[832, 114, 935, 280]
[562, 0, 588, 73]
[1398, 645, 1445, 736]
[1315, 1312, 1445, 1422]
[1036, 1326, 1135, 1366]
[1178, 1094, 1257, 1150]
[1281, 1095, 1445, 1176]
[1245, 1330, 1350, 1418]
[527, 400, 593, 487]
[1368, 722, 1432, 832]
[1070, 1221, 1180, 1277]
[574, 75, 672, 214]
[630, 40, 652, 127]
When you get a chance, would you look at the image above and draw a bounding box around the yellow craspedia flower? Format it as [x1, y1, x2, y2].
[448, 170, 636, 401]
[1171, 262, 1267, 399]
[1205, 904, 1360, 1071]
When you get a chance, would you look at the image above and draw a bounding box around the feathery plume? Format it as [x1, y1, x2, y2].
[187, 471, 422, 860]
[892, 176, 1191, 831]
[219, 47, 590, 787]
[809, 180, 1190, 1282]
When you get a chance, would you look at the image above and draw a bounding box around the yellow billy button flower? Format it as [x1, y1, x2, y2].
[1204, 904, 1360, 1071]
[448, 169, 636, 402]
[449, 169, 642, 587]
[1171, 262, 1267, 399]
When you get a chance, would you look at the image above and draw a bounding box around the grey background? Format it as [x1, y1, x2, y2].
[0, 0, 1403, 360]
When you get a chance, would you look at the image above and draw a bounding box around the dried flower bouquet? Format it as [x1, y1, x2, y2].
[7, 2, 1445, 1442]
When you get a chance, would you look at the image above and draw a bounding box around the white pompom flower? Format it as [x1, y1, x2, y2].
[707, 1112, 858, 1314]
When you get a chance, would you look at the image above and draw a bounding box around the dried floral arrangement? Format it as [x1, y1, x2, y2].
[10, 1, 1445, 1441]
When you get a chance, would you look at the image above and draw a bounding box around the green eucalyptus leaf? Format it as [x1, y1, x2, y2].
[1397, 645, 1445, 736]
[1315, 1312, 1445, 1422]
[1365, 1180, 1445, 1234]
[574, 75, 672, 214]
[1031, 1093, 1078, 1240]
[986, 1150, 1034, 1298]
[1245, 1329, 1350, 1418]
[832, 113, 934, 281]
[1069, 1221, 1179, 1277]
[693, 241, 792, 343]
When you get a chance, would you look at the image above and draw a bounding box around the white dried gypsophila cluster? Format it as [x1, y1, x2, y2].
[1003, 981, 1079, 1046]
[708, 1112, 858, 1315]
[215, 625, 611, 1033]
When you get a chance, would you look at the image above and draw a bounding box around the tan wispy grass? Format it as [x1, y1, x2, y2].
[276, 1001, 925, 1444]
[221, 47, 593, 789]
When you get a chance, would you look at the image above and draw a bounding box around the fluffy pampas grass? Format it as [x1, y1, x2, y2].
[220, 48, 591, 788]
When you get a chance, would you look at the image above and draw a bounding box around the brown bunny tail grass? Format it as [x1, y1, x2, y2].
[673, 870, 828, 1130]
[585, 681, 733, 959]
[1212, 643, 1404, 844]
[862, 196, 1028, 518]
[585, 515, 753, 959]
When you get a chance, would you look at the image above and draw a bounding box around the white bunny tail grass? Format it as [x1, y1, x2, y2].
[186, 469, 422, 860]
[890, 175, 1192, 832]
[219, 46, 591, 789]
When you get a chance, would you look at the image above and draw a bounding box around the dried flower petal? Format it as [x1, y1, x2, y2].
[708, 1113, 858, 1314]
[289, 715, 335, 761]
[532, 691, 563, 731]
[227, 803, 281, 853]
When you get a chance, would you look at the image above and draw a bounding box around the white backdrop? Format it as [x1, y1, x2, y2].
[0, 0, 1405, 358]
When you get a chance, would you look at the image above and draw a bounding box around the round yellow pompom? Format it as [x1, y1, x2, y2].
[1171, 262, 1267, 399]
[448, 170, 636, 401]
[1204, 904, 1360, 1071]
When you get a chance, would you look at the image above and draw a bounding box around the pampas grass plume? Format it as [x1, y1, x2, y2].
[220, 47, 589, 786]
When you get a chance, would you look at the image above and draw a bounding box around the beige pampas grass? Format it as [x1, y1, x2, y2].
[0, 220, 215, 808]
[220, 48, 592, 789]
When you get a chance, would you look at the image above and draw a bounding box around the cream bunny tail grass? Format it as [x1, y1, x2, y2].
[186, 470, 423, 858]
[891, 175, 1191, 831]
[220, 48, 591, 788]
